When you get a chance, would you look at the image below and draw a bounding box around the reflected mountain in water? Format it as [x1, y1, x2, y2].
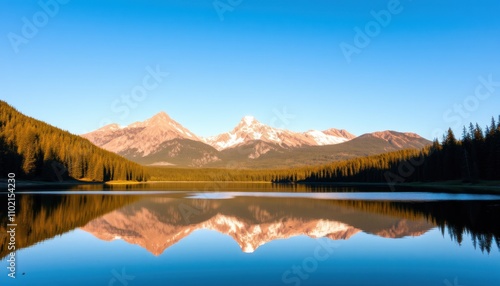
[81, 197, 434, 255]
[2, 192, 499, 260]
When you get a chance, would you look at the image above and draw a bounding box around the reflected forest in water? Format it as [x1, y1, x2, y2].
[1, 189, 499, 259]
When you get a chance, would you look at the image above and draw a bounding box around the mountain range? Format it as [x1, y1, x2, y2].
[82, 112, 431, 168]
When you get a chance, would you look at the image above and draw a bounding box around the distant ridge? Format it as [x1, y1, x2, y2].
[82, 112, 431, 168]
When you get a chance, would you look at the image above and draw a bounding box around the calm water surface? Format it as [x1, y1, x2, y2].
[1, 184, 500, 285]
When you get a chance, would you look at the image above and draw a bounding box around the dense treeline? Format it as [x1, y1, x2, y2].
[147, 166, 288, 182]
[0, 101, 147, 182]
[300, 116, 500, 184]
[147, 149, 426, 182]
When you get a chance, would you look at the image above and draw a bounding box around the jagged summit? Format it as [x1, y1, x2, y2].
[147, 111, 171, 122]
[241, 115, 259, 126]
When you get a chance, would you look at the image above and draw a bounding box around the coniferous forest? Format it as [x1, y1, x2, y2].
[1, 100, 499, 185]
[0, 101, 148, 182]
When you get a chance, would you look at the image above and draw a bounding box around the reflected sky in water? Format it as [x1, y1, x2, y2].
[185, 191, 500, 201]
[1, 188, 500, 285]
[6, 228, 500, 286]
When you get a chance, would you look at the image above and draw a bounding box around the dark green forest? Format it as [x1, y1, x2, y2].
[1, 100, 499, 185]
[0, 101, 147, 182]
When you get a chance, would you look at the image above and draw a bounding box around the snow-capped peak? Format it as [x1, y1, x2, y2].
[242, 115, 258, 126]
[201, 114, 359, 151]
[239, 115, 262, 126]
[304, 129, 351, 145]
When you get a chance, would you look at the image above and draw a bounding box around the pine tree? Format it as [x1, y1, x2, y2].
[474, 124, 484, 141]
[444, 128, 457, 146]
[489, 117, 496, 137]
[20, 129, 40, 176]
[462, 126, 470, 141]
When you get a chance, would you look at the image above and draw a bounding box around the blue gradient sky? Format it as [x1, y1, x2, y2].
[1, 0, 500, 139]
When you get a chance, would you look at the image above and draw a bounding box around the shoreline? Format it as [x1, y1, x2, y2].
[295, 181, 500, 193]
[0, 179, 104, 189]
[1, 179, 499, 194]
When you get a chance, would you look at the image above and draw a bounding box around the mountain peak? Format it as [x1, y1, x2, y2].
[156, 111, 169, 117]
[241, 115, 259, 126]
[304, 129, 353, 145]
[322, 128, 356, 140]
[97, 123, 122, 132]
[142, 112, 175, 128]
[359, 130, 430, 149]
[149, 111, 171, 121]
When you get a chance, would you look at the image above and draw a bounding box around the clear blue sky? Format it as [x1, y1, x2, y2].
[1, 0, 500, 139]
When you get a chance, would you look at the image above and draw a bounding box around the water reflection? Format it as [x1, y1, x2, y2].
[81, 196, 434, 254]
[0, 194, 138, 258]
[18, 181, 491, 193]
[2, 190, 499, 260]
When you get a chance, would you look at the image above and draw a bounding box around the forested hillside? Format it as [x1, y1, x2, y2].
[299, 118, 500, 184]
[0, 101, 147, 182]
